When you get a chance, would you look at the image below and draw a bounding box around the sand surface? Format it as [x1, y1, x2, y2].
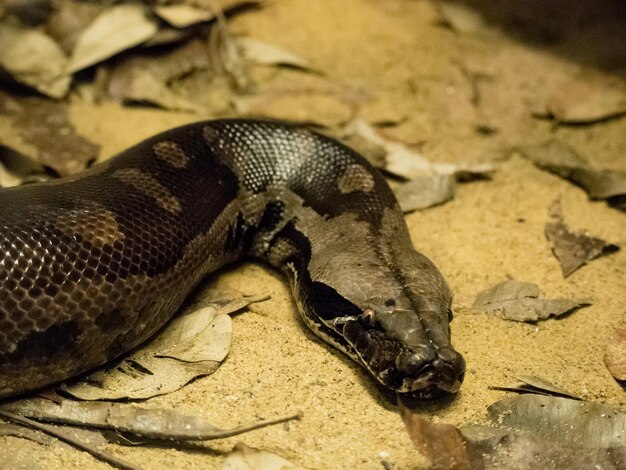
[2, 1, 625, 469]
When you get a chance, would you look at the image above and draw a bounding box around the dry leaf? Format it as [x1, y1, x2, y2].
[235, 37, 317, 72]
[63, 306, 232, 400]
[605, 324, 626, 383]
[46, 0, 102, 53]
[399, 403, 473, 470]
[400, 396, 626, 469]
[0, 95, 99, 176]
[107, 39, 210, 112]
[472, 280, 590, 322]
[394, 174, 456, 213]
[488, 395, 626, 448]
[0, 144, 51, 188]
[435, 2, 487, 33]
[2, 399, 300, 442]
[154, 4, 217, 28]
[66, 4, 158, 74]
[108, 67, 204, 112]
[543, 72, 626, 124]
[344, 118, 494, 180]
[492, 374, 580, 400]
[545, 204, 619, 277]
[222, 443, 310, 470]
[519, 140, 626, 212]
[0, 24, 70, 98]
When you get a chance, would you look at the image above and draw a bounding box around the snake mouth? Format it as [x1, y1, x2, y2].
[337, 316, 465, 396]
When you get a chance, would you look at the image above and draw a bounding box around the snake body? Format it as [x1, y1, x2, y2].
[0, 119, 464, 399]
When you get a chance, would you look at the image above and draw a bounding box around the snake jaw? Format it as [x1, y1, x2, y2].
[333, 308, 465, 396]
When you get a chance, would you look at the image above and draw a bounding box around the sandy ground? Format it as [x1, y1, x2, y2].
[2, 0, 625, 469]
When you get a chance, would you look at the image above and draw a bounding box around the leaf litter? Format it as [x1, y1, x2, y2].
[472, 279, 591, 322]
[1, 294, 297, 468]
[545, 201, 619, 277]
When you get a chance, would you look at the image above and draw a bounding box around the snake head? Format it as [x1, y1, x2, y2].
[333, 306, 465, 397]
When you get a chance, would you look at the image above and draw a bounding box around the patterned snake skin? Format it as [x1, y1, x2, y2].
[0, 119, 465, 399]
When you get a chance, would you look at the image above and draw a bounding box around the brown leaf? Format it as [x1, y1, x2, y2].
[605, 324, 626, 383]
[399, 402, 473, 470]
[0, 24, 71, 98]
[545, 205, 619, 277]
[0, 94, 99, 176]
[472, 280, 591, 322]
[520, 140, 626, 208]
[66, 4, 158, 74]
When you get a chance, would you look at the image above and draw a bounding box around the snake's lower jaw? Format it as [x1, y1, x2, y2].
[394, 347, 466, 395]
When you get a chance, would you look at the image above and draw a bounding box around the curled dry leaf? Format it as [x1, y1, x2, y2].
[0, 24, 70, 98]
[66, 4, 158, 74]
[545, 204, 619, 277]
[604, 324, 626, 383]
[2, 399, 300, 442]
[63, 305, 232, 400]
[394, 174, 456, 213]
[520, 140, 626, 211]
[221, 443, 311, 470]
[472, 280, 591, 322]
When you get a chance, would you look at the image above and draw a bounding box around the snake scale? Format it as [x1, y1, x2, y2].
[0, 119, 465, 399]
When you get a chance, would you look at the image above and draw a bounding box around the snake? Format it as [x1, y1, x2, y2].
[0, 119, 465, 399]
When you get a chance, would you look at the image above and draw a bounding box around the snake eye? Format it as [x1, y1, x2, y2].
[361, 308, 376, 325]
